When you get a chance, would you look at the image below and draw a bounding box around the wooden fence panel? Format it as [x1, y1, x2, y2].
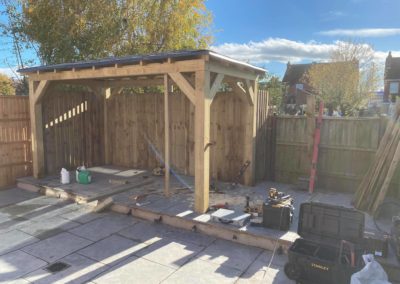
[107, 91, 250, 183]
[0, 96, 32, 188]
[42, 89, 104, 175]
[271, 116, 395, 193]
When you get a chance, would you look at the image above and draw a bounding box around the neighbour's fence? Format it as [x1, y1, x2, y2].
[0, 96, 32, 188]
[257, 115, 399, 195]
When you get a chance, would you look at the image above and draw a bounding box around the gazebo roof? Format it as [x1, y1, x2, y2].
[18, 49, 265, 75]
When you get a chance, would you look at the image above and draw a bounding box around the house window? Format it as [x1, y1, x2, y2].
[296, 84, 304, 90]
[390, 82, 399, 94]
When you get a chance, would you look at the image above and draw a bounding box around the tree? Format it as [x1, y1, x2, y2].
[259, 73, 284, 112]
[305, 41, 381, 116]
[0, 73, 15, 95]
[2, 0, 212, 65]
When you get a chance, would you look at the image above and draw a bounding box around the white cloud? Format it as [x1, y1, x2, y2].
[212, 38, 337, 64]
[212, 38, 400, 67]
[0, 67, 19, 78]
[319, 28, 400, 37]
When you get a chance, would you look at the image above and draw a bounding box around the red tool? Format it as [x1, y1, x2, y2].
[309, 100, 324, 194]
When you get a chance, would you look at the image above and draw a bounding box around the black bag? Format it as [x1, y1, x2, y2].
[284, 202, 365, 284]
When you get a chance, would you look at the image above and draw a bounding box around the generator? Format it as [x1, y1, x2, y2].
[262, 188, 294, 231]
[284, 202, 365, 284]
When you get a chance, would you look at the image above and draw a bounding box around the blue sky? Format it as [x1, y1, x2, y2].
[1, 0, 400, 78]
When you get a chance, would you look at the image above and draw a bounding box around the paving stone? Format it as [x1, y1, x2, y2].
[22, 232, 92, 262]
[0, 250, 47, 282]
[0, 188, 38, 209]
[78, 234, 149, 265]
[24, 253, 107, 284]
[69, 214, 136, 242]
[92, 256, 175, 284]
[0, 218, 33, 234]
[0, 230, 39, 255]
[135, 238, 204, 269]
[19, 216, 81, 239]
[164, 228, 216, 247]
[118, 221, 172, 244]
[60, 207, 104, 224]
[237, 265, 289, 284]
[6, 279, 31, 284]
[162, 259, 241, 284]
[28, 202, 81, 222]
[198, 239, 262, 272]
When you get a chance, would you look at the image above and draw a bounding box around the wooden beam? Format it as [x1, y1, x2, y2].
[29, 80, 46, 178]
[33, 80, 49, 103]
[164, 74, 170, 197]
[209, 73, 224, 100]
[168, 72, 196, 105]
[194, 70, 211, 213]
[104, 87, 111, 165]
[245, 79, 256, 106]
[24, 59, 205, 81]
[208, 62, 259, 81]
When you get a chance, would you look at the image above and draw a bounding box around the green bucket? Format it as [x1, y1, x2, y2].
[77, 170, 92, 184]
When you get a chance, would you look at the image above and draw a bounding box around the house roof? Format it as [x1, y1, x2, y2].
[282, 63, 311, 84]
[385, 56, 400, 80]
[18, 49, 266, 75]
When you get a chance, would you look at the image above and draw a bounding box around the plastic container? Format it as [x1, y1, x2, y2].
[60, 168, 70, 184]
[76, 166, 91, 184]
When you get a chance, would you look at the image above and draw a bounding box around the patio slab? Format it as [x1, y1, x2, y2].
[21, 232, 92, 263]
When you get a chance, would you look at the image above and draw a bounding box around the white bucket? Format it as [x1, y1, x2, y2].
[61, 168, 70, 184]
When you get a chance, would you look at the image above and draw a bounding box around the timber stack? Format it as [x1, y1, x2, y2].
[354, 103, 400, 214]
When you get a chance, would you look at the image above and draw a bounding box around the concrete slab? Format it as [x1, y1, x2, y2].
[164, 227, 216, 247]
[59, 207, 104, 224]
[78, 234, 149, 265]
[24, 253, 107, 284]
[92, 256, 175, 284]
[0, 230, 39, 255]
[0, 188, 38, 209]
[0, 196, 66, 219]
[21, 232, 92, 263]
[0, 250, 47, 282]
[118, 221, 173, 244]
[135, 238, 204, 269]
[162, 259, 241, 284]
[198, 239, 263, 272]
[236, 250, 289, 284]
[19, 216, 81, 239]
[6, 279, 30, 284]
[0, 217, 33, 234]
[69, 214, 137, 242]
[237, 265, 289, 284]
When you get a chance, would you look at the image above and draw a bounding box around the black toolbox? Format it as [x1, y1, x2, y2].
[284, 202, 365, 284]
[262, 200, 293, 231]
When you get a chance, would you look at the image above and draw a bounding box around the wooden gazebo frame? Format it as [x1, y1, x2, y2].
[19, 50, 265, 213]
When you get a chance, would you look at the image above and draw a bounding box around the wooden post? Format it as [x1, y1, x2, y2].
[29, 80, 49, 178]
[194, 70, 211, 213]
[164, 74, 170, 197]
[104, 87, 111, 165]
[243, 79, 257, 185]
[306, 95, 316, 158]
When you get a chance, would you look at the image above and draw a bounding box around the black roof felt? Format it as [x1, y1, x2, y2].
[18, 49, 265, 74]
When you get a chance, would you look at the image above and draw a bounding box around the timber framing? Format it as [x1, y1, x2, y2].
[20, 50, 265, 213]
